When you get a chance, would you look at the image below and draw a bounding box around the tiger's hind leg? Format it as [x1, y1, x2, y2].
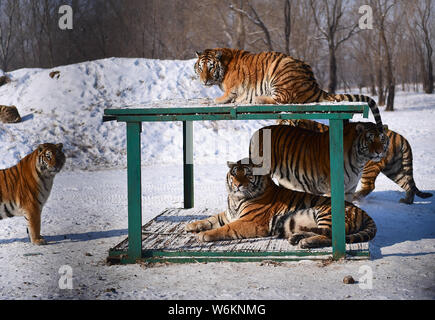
[381, 137, 420, 204]
[289, 231, 321, 245]
[399, 191, 415, 205]
[289, 231, 332, 248]
[299, 235, 332, 248]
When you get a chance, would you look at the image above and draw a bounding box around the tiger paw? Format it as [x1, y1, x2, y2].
[185, 222, 206, 232]
[298, 239, 311, 249]
[32, 237, 47, 245]
[185, 222, 198, 232]
[399, 198, 413, 205]
[196, 232, 212, 242]
[185, 221, 211, 232]
[289, 233, 306, 246]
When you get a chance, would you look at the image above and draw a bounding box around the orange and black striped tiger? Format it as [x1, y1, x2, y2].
[185, 160, 376, 247]
[279, 119, 433, 204]
[249, 122, 389, 202]
[194, 48, 384, 131]
[0, 143, 65, 245]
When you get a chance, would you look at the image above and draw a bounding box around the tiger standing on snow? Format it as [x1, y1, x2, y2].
[185, 160, 376, 247]
[0, 143, 65, 245]
[194, 48, 384, 131]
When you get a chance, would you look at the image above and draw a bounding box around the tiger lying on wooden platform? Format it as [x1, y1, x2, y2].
[185, 160, 376, 248]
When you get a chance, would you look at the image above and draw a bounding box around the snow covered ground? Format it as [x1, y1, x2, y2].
[0, 58, 434, 300]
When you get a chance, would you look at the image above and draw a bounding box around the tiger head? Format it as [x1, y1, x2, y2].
[36, 143, 66, 176]
[354, 123, 390, 162]
[226, 159, 270, 199]
[194, 49, 226, 87]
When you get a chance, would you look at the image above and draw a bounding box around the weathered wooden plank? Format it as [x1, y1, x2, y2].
[109, 208, 370, 262]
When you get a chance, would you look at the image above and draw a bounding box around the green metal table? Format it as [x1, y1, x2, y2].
[103, 103, 369, 264]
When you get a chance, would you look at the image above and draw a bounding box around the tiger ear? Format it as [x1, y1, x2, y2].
[56, 143, 63, 150]
[355, 123, 365, 134]
[37, 144, 44, 153]
[227, 161, 236, 168]
[239, 158, 251, 166]
[382, 124, 389, 133]
[215, 50, 222, 60]
[195, 51, 201, 58]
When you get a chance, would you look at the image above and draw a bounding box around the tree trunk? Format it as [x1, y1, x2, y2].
[425, 46, 434, 93]
[328, 45, 337, 93]
[284, 0, 292, 55]
[380, 24, 394, 111]
[376, 65, 385, 105]
[386, 83, 395, 111]
[233, 0, 246, 49]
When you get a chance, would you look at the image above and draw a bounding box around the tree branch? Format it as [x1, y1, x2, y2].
[229, 1, 273, 51]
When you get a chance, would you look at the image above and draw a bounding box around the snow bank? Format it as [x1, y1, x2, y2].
[0, 58, 272, 170]
[0, 57, 391, 171]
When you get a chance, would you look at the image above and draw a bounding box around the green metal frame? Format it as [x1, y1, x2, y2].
[103, 103, 369, 264]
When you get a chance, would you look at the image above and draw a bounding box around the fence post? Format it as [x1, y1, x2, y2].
[126, 122, 142, 262]
[183, 121, 194, 209]
[329, 119, 346, 260]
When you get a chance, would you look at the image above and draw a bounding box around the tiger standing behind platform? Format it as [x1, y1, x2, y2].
[194, 48, 384, 131]
[0, 143, 66, 245]
[278, 119, 432, 204]
[185, 160, 376, 248]
[249, 122, 389, 202]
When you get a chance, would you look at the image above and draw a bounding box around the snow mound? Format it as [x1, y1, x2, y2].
[0, 58, 239, 170]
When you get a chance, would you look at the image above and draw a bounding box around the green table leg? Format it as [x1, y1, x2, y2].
[126, 122, 142, 262]
[329, 119, 346, 260]
[183, 121, 194, 209]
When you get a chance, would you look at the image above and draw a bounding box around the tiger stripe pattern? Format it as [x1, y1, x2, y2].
[0, 143, 65, 245]
[280, 119, 432, 204]
[185, 160, 376, 247]
[194, 48, 384, 131]
[249, 123, 389, 201]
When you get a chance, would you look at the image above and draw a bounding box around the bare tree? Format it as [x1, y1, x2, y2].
[0, 0, 17, 71]
[352, 29, 378, 95]
[230, 1, 274, 51]
[0, 0, 431, 96]
[309, 0, 359, 93]
[284, 0, 292, 55]
[370, 0, 401, 111]
[219, 0, 247, 49]
[411, 0, 434, 93]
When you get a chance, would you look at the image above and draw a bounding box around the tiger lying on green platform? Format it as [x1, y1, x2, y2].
[185, 160, 376, 248]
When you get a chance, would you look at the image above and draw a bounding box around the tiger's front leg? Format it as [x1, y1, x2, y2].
[197, 219, 269, 242]
[25, 207, 47, 245]
[252, 96, 276, 105]
[214, 91, 236, 104]
[353, 161, 383, 201]
[185, 211, 227, 233]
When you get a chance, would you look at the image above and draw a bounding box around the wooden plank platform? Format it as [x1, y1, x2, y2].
[108, 208, 371, 264]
